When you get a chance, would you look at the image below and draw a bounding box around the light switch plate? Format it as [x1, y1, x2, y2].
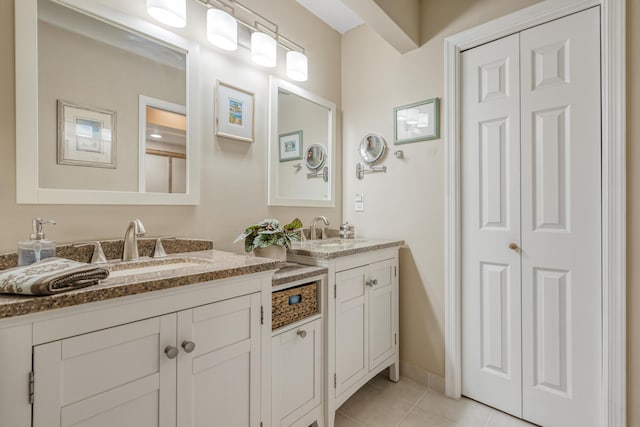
[355, 193, 364, 212]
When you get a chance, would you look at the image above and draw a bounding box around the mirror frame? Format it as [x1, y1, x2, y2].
[15, 0, 201, 205]
[267, 77, 336, 207]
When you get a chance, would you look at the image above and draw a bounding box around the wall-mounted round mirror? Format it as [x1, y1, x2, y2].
[305, 144, 327, 170]
[359, 133, 387, 164]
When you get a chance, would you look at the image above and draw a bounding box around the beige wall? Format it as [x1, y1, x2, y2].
[372, 0, 420, 43]
[0, 0, 341, 254]
[627, 0, 639, 425]
[341, 0, 542, 377]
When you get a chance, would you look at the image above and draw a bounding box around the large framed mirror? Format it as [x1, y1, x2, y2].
[16, 0, 200, 204]
[267, 77, 336, 207]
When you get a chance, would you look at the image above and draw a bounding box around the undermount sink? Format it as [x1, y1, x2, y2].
[108, 257, 207, 278]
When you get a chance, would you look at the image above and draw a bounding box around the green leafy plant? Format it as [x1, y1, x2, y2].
[234, 218, 303, 253]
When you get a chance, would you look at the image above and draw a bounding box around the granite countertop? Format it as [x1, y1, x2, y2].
[272, 263, 328, 286]
[287, 238, 405, 259]
[0, 250, 285, 320]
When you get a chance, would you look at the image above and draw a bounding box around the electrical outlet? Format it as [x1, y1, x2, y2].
[355, 193, 364, 212]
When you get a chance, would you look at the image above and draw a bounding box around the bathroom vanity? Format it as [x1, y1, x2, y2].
[287, 238, 404, 427]
[0, 247, 282, 427]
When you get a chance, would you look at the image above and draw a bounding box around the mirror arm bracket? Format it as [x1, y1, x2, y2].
[356, 163, 386, 180]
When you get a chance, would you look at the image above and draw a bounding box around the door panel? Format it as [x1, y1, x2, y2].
[177, 293, 262, 427]
[520, 8, 601, 426]
[335, 266, 368, 397]
[34, 316, 176, 427]
[368, 259, 395, 370]
[461, 33, 522, 417]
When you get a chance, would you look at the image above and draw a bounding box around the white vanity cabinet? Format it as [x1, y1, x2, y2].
[334, 258, 396, 398]
[287, 245, 400, 427]
[0, 272, 274, 427]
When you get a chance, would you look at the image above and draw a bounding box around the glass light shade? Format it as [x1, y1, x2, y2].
[147, 0, 186, 28]
[251, 32, 277, 68]
[286, 51, 308, 81]
[207, 9, 237, 51]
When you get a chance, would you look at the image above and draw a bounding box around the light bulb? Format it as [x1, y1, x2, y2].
[286, 51, 308, 81]
[251, 32, 276, 68]
[207, 8, 237, 51]
[147, 0, 186, 28]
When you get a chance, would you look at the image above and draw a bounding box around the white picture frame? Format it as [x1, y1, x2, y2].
[57, 100, 116, 168]
[215, 81, 255, 142]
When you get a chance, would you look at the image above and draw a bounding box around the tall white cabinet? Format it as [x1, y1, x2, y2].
[461, 7, 601, 427]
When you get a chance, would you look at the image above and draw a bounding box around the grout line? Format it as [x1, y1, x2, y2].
[394, 388, 431, 427]
[484, 409, 496, 427]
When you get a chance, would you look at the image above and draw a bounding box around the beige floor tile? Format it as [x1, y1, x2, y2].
[369, 374, 429, 405]
[486, 410, 537, 427]
[398, 406, 458, 427]
[338, 381, 415, 427]
[416, 393, 492, 427]
[334, 411, 364, 427]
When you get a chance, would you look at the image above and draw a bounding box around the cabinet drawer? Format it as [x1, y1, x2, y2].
[272, 282, 318, 330]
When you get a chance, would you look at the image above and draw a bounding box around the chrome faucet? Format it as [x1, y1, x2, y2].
[122, 219, 146, 261]
[309, 216, 329, 240]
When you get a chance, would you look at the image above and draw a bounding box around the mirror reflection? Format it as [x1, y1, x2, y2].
[268, 78, 336, 207]
[37, 0, 187, 193]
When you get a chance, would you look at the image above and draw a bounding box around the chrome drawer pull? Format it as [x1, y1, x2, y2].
[182, 341, 196, 353]
[297, 330, 307, 338]
[164, 346, 179, 359]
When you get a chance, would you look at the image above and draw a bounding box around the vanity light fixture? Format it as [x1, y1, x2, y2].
[251, 31, 277, 67]
[147, 0, 309, 81]
[146, 0, 187, 28]
[286, 51, 308, 82]
[207, 8, 237, 51]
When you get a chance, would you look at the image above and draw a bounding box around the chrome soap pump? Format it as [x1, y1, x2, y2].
[17, 218, 57, 266]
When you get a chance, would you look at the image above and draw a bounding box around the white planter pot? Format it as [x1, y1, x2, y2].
[253, 245, 287, 261]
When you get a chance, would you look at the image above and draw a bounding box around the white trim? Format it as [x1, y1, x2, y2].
[15, 0, 201, 205]
[443, 1, 626, 426]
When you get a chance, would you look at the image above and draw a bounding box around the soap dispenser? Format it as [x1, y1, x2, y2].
[18, 218, 57, 266]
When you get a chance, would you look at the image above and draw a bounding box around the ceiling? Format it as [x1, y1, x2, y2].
[296, 0, 363, 34]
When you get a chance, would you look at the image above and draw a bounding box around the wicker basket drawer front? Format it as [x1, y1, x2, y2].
[272, 282, 318, 330]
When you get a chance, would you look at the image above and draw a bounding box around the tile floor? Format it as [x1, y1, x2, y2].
[334, 374, 536, 427]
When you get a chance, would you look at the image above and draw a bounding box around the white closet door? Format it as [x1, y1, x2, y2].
[520, 8, 601, 426]
[461, 33, 522, 417]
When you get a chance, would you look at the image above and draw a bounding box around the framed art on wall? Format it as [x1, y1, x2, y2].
[57, 100, 116, 168]
[279, 130, 303, 161]
[215, 81, 255, 142]
[393, 97, 440, 145]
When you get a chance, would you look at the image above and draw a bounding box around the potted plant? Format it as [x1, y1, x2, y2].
[234, 218, 302, 261]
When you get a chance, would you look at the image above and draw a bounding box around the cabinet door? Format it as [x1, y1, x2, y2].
[272, 318, 322, 427]
[177, 293, 262, 427]
[368, 259, 396, 370]
[33, 315, 177, 427]
[334, 266, 368, 397]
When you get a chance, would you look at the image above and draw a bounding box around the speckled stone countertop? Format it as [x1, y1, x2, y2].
[272, 263, 327, 286]
[0, 250, 284, 320]
[287, 238, 404, 260]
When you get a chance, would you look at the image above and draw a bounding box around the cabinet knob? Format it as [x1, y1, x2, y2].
[297, 330, 307, 338]
[509, 243, 519, 250]
[164, 346, 179, 359]
[371, 279, 378, 286]
[365, 280, 373, 287]
[182, 340, 196, 353]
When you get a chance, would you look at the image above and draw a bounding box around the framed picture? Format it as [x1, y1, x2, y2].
[279, 130, 303, 162]
[57, 100, 116, 168]
[215, 81, 255, 142]
[393, 97, 440, 145]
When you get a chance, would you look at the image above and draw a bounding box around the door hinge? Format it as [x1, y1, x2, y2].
[260, 306, 264, 325]
[395, 333, 397, 345]
[394, 265, 397, 277]
[334, 373, 337, 388]
[28, 371, 34, 404]
[334, 284, 337, 299]
[260, 422, 263, 427]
